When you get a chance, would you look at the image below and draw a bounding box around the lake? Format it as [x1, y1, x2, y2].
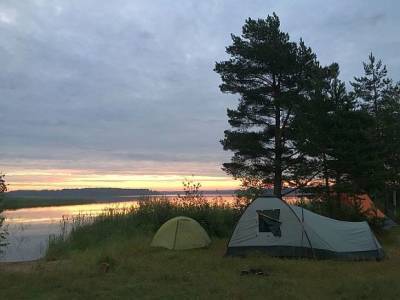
[0, 195, 236, 262]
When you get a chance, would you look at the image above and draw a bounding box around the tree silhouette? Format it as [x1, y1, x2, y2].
[215, 13, 326, 197]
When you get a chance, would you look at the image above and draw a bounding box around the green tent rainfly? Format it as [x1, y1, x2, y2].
[151, 216, 211, 250]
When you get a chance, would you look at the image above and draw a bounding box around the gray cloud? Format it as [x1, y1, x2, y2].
[1, 0, 400, 176]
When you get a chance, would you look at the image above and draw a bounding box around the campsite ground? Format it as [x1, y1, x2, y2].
[1, 227, 400, 299]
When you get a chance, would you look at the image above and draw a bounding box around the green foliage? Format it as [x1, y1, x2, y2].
[291, 54, 400, 221]
[216, 13, 400, 220]
[293, 63, 384, 198]
[233, 177, 264, 213]
[0, 174, 5, 195]
[350, 53, 400, 192]
[351, 53, 395, 116]
[235, 177, 264, 201]
[136, 199, 238, 236]
[215, 13, 326, 197]
[46, 179, 241, 258]
[3, 229, 400, 299]
[0, 174, 8, 253]
[46, 197, 239, 259]
[177, 176, 205, 204]
[0, 223, 6, 252]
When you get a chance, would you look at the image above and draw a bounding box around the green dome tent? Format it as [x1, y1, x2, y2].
[151, 216, 211, 250]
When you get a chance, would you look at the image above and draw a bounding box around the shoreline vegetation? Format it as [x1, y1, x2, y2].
[3, 188, 156, 210]
[3, 188, 237, 210]
[1, 197, 400, 299]
[46, 198, 239, 259]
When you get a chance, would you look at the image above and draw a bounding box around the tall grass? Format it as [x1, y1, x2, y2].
[47, 196, 240, 260]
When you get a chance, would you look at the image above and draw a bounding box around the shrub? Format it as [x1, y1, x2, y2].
[0, 174, 8, 253]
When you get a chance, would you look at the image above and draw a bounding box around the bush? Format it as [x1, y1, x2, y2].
[134, 198, 238, 236]
[0, 173, 8, 253]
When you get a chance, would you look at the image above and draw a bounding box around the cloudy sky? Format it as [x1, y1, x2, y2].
[1, 0, 399, 190]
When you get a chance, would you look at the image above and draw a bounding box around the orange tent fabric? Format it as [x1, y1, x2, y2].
[340, 194, 385, 218]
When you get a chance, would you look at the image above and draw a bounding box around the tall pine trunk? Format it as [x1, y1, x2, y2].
[274, 103, 282, 197]
[323, 153, 332, 213]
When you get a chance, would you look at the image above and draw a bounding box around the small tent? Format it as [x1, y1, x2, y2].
[151, 216, 211, 250]
[340, 194, 397, 229]
[227, 196, 384, 260]
[340, 194, 386, 218]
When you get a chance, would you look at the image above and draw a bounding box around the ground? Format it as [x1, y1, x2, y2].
[1, 227, 400, 300]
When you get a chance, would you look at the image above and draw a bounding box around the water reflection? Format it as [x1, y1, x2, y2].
[1, 196, 235, 262]
[1, 200, 141, 262]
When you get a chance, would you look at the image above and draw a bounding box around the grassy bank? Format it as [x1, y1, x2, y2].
[1, 200, 400, 299]
[46, 199, 238, 259]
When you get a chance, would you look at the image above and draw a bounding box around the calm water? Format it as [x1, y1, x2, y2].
[0, 195, 235, 262]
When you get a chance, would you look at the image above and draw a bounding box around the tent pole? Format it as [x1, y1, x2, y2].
[279, 197, 316, 259]
[173, 220, 180, 249]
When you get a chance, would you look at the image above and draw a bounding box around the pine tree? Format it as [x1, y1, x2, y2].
[291, 63, 388, 221]
[351, 53, 393, 117]
[292, 64, 342, 191]
[214, 13, 323, 197]
[351, 54, 400, 191]
[379, 87, 400, 190]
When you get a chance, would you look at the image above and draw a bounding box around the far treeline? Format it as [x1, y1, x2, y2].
[5, 188, 158, 200]
[215, 13, 400, 215]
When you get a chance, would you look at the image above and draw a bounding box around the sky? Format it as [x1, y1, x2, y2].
[1, 0, 400, 191]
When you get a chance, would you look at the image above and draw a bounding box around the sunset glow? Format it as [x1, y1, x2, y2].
[5, 169, 240, 191]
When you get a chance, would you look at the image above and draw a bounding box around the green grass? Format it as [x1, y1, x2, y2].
[1, 200, 400, 299]
[1, 230, 400, 299]
[46, 199, 238, 259]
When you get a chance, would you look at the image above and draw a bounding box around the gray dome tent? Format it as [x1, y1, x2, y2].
[227, 196, 384, 260]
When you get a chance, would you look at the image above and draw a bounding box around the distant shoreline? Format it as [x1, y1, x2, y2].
[3, 188, 237, 210]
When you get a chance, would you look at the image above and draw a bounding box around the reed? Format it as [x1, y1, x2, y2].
[46, 196, 240, 259]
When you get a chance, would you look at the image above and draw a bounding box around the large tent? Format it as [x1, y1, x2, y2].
[227, 196, 384, 260]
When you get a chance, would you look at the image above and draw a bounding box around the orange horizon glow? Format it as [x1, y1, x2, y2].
[5, 170, 241, 192]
